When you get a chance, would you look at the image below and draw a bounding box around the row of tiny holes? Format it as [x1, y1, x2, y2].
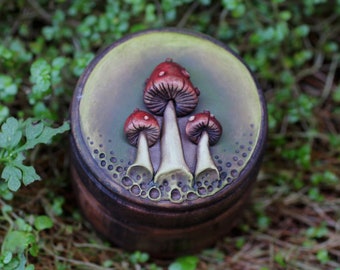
[87, 124, 255, 201]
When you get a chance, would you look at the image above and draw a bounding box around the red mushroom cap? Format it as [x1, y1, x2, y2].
[144, 58, 200, 117]
[185, 111, 222, 146]
[124, 109, 160, 147]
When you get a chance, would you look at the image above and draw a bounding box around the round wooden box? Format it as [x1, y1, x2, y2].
[70, 28, 267, 259]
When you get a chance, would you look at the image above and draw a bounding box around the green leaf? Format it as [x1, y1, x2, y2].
[2, 251, 12, 264]
[1, 165, 22, 191]
[316, 249, 330, 264]
[274, 252, 286, 267]
[34, 215, 53, 231]
[0, 75, 19, 102]
[51, 57, 67, 85]
[33, 102, 55, 120]
[42, 26, 55, 41]
[332, 86, 340, 102]
[169, 256, 199, 270]
[2, 231, 30, 253]
[25, 120, 44, 140]
[257, 215, 271, 230]
[0, 44, 13, 60]
[294, 24, 310, 37]
[15, 218, 32, 232]
[26, 234, 39, 257]
[29, 59, 52, 102]
[305, 223, 328, 239]
[129, 250, 149, 264]
[1, 204, 13, 213]
[8, 177, 21, 192]
[25, 264, 35, 270]
[1, 119, 69, 193]
[1, 162, 40, 190]
[15, 252, 28, 270]
[16, 163, 41, 186]
[0, 182, 13, 200]
[279, 11, 291, 21]
[201, 249, 224, 262]
[51, 196, 65, 216]
[18, 120, 69, 152]
[0, 106, 9, 124]
[29, 243, 39, 257]
[0, 117, 22, 149]
[308, 187, 324, 202]
[71, 52, 94, 76]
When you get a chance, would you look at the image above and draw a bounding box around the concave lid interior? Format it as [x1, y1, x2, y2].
[73, 29, 266, 204]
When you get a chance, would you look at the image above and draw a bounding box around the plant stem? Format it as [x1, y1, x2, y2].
[127, 131, 153, 182]
[154, 100, 193, 186]
[195, 131, 220, 182]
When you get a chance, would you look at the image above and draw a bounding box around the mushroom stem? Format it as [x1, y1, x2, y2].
[127, 131, 153, 182]
[154, 100, 193, 186]
[195, 131, 220, 182]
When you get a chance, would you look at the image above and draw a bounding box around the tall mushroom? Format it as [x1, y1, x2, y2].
[124, 109, 160, 182]
[185, 111, 223, 182]
[144, 58, 200, 186]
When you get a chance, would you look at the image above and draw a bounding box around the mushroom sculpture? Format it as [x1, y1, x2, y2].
[185, 111, 223, 182]
[144, 58, 200, 186]
[124, 109, 160, 182]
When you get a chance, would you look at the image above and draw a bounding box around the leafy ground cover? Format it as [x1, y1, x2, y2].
[0, 0, 339, 269]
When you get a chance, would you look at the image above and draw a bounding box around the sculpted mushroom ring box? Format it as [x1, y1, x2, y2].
[70, 29, 267, 258]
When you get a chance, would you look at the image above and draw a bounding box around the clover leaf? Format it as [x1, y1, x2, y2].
[0, 117, 69, 192]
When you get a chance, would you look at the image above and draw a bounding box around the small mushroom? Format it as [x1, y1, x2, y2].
[124, 109, 160, 182]
[185, 111, 223, 182]
[144, 58, 200, 186]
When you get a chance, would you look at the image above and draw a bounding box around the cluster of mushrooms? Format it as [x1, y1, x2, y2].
[124, 58, 223, 187]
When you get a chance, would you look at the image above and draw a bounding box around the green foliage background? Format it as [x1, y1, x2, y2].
[0, 0, 339, 269]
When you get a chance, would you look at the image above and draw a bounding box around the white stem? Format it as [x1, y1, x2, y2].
[195, 131, 220, 182]
[154, 100, 193, 186]
[127, 131, 153, 182]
